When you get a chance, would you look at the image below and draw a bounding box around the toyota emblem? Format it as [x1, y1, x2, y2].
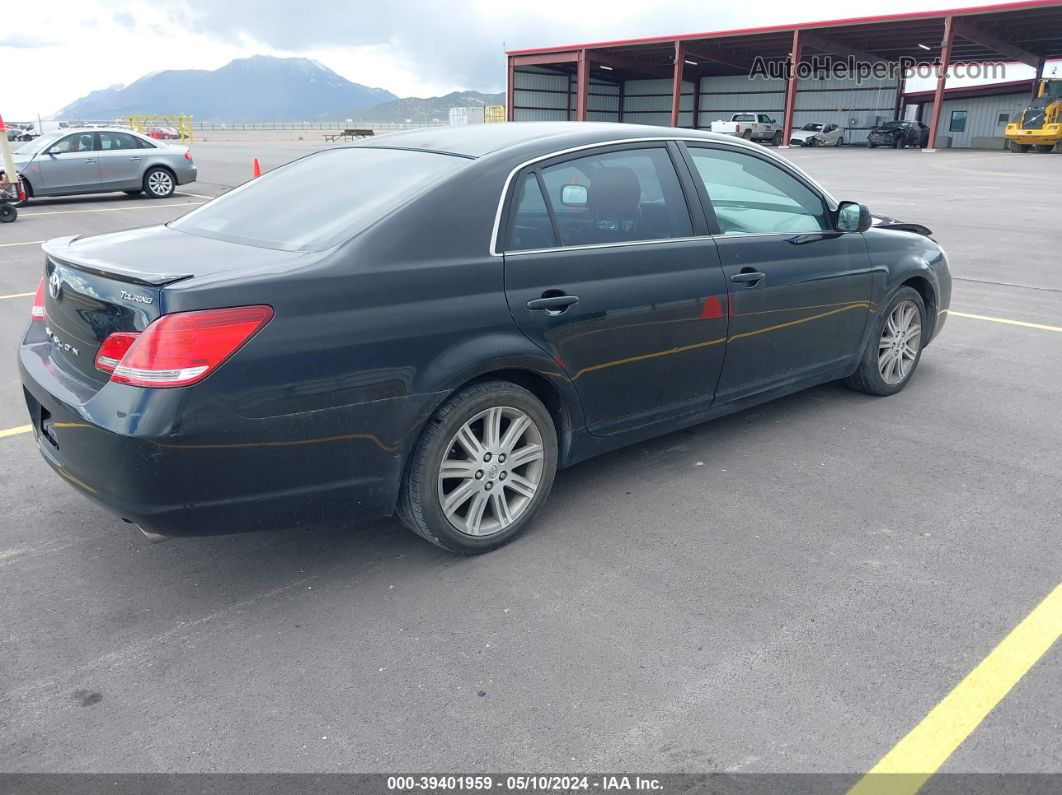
[48, 272, 61, 300]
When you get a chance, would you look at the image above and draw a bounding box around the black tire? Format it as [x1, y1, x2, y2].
[1034, 144, 1054, 153]
[123, 189, 143, 196]
[894, 137, 903, 149]
[142, 167, 176, 198]
[771, 130, 783, 146]
[0, 204, 16, 223]
[397, 380, 558, 554]
[1009, 141, 1030, 153]
[741, 129, 752, 140]
[869, 142, 878, 149]
[836, 137, 844, 147]
[845, 286, 926, 397]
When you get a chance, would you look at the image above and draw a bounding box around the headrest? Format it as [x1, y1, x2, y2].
[588, 167, 641, 218]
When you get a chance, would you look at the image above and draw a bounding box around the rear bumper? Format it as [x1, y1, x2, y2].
[19, 336, 439, 538]
[175, 163, 197, 185]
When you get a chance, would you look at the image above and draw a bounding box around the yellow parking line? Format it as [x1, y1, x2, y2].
[0, 240, 44, 248]
[947, 310, 1062, 334]
[20, 201, 204, 217]
[0, 291, 35, 300]
[849, 582, 1062, 795]
[0, 425, 33, 439]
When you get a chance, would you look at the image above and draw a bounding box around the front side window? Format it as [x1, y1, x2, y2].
[170, 147, 466, 251]
[687, 147, 829, 235]
[949, 111, 967, 132]
[49, 133, 96, 154]
[99, 132, 139, 151]
[533, 147, 692, 247]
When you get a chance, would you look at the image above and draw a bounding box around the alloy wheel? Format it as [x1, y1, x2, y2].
[147, 171, 174, 196]
[437, 406, 545, 537]
[878, 299, 922, 385]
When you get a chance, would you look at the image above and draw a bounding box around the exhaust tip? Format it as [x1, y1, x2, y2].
[137, 525, 171, 544]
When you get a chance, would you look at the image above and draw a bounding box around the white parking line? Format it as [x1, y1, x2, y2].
[20, 201, 204, 217]
[0, 241, 44, 248]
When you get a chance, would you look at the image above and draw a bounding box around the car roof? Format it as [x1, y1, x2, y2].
[354, 121, 743, 159]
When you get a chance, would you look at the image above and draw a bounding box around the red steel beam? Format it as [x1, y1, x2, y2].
[506, 57, 515, 121]
[782, 30, 802, 147]
[511, 52, 579, 67]
[671, 41, 684, 127]
[926, 16, 954, 150]
[576, 50, 590, 121]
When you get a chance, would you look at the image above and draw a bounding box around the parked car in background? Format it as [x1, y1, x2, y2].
[19, 123, 950, 554]
[146, 126, 181, 140]
[789, 122, 844, 147]
[710, 113, 783, 145]
[868, 120, 929, 149]
[5, 127, 196, 203]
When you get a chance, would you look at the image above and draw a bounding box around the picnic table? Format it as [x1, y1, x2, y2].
[324, 128, 375, 142]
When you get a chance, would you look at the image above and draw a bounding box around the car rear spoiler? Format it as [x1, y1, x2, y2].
[42, 237, 193, 287]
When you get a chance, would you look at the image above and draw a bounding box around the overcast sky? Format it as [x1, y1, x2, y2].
[1, 0, 1049, 119]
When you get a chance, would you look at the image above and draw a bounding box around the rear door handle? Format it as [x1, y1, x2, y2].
[526, 294, 579, 313]
[83, 159, 96, 164]
[731, 270, 766, 286]
[129, 157, 141, 162]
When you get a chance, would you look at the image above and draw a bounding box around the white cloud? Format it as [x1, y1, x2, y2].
[0, 0, 1033, 120]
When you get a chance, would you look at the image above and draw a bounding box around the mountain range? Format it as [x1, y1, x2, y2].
[54, 56, 421, 122]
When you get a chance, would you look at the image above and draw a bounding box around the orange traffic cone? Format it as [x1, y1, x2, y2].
[252, 158, 262, 178]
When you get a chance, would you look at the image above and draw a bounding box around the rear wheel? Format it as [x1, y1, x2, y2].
[143, 167, 175, 198]
[741, 129, 752, 140]
[397, 380, 558, 554]
[1034, 144, 1054, 153]
[0, 204, 16, 223]
[771, 130, 783, 146]
[845, 287, 926, 396]
[894, 137, 904, 149]
[836, 137, 844, 147]
[869, 142, 878, 149]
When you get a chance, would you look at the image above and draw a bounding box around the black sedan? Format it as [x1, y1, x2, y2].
[20, 123, 951, 553]
[868, 120, 930, 149]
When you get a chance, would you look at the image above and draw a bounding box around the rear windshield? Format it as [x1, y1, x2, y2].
[169, 147, 466, 251]
[733, 114, 756, 121]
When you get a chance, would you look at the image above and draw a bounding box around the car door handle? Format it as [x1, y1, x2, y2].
[731, 270, 766, 286]
[129, 157, 141, 162]
[83, 159, 96, 164]
[526, 293, 579, 313]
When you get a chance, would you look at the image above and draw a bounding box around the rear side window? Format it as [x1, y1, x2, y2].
[170, 148, 466, 251]
[507, 173, 557, 251]
[99, 132, 139, 150]
[734, 114, 756, 122]
[530, 147, 692, 247]
[687, 147, 828, 235]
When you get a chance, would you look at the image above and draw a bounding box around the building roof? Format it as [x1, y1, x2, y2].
[903, 77, 1036, 99]
[508, 0, 1062, 80]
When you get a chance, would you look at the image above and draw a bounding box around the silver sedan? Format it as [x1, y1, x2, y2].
[6, 127, 197, 202]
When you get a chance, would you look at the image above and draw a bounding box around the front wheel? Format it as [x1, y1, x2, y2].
[869, 142, 878, 149]
[836, 137, 844, 147]
[894, 138, 904, 149]
[845, 287, 926, 396]
[143, 167, 175, 198]
[397, 380, 558, 554]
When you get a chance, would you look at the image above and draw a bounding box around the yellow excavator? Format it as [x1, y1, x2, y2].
[1005, 77, 1062, 152]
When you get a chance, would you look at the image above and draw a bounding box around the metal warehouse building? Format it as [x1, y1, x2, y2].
[505, 0, 1062, 149]
[903, 79, 1041, 147]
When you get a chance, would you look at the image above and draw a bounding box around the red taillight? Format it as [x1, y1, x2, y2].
[95, 331, 139, 373]
[184, 150, 192, 161]
[100, 306, 273, 388]
[31, 278, 46, 321]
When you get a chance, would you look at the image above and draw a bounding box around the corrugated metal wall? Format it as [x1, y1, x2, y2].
[512, 65, 899, 142]
[919, 92, 1028, 149]
[622, 79, 695, 127]
[512, 66, 620, 122]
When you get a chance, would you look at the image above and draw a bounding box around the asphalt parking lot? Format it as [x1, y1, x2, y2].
[0, 141, 1059, 781]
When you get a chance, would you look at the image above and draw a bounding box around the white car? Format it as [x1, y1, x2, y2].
[789, 123, 844, 147]
[709, 113, 782, 145]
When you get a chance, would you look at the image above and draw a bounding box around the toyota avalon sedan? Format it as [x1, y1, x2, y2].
[5, 126, 196, 202]
[19, 122, 951, 553]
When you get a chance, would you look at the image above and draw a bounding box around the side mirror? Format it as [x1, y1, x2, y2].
[560, 184, 588, 207]
[836, 201, 872, 233]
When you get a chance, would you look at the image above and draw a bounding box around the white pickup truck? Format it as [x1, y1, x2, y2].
[709, 113, 782, 145]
